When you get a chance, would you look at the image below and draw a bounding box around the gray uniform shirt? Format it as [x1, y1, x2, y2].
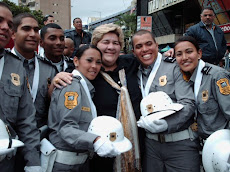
[137, 55, 196, 133]
[0, 50, 40, 166]
[14, 49, 56, 127]
[48, 75, 98, 152]
[190, 62, 230, 139]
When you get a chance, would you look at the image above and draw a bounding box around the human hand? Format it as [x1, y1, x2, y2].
[163, 48, 174, 57]
[52, 72, 73, 89]
[137, 116, 168, 133]
[94, 138, 120, 158]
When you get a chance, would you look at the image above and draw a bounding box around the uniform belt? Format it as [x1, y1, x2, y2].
[55, 150, 88, 165]
[146, 128, 194, 143]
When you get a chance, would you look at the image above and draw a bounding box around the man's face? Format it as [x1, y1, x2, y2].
[44, 16, 54, 25]
[0, 6, 13, 49]
[201, 9, 215, 26]
[40, 28, 65, 59]
[12, 17, 40, 53]
[132, 33, 158, 68]
[63, 38, 74, 57]
[73, 18, 82, 31]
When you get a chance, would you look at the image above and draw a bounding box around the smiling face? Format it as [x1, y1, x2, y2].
[132, 33, 158, 68]
[73, 18, 82, 31]
[40, 28, 65, 62]
[175, 41, 202, 74]
[0, 6, 13, 49]
[74, 48, 102, 80]
[12, 17, 39, 58]
[96, 32, 121, 71]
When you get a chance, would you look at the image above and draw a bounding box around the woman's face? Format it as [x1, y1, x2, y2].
[74, 48, 102, 80]
[175, 41, 202, 74]
[97, 32, 121, 71]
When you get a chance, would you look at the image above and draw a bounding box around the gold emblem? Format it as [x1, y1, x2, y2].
[202, 90, 209, 102]
[146, 104, 153, 114]
[109, 132, 117, 142]
[11, 73, 20, 86]
[216, 78, 230, 95]
[81, 106, 91, 112]
[159, 75, 167, 86]
[64, 92, 78, 109]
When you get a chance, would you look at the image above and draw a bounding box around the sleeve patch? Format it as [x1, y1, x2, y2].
[216, 78, 230, 95]
[64, 92, 78, 109]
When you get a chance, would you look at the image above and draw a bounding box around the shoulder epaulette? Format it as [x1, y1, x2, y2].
[201, 66, 212, 75]
[164, 56, 176, 63]
[74, 75, 82, 80]
[4, 49, 21, 60]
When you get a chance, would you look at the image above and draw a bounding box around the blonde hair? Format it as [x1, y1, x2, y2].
[91, 23, 124, 49]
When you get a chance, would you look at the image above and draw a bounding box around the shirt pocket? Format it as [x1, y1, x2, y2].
[1, 84, 21, 123]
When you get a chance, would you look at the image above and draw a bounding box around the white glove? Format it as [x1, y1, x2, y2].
[225, 163, 230, 172]
[0, 148, 15, 162]
[24, 166, 43, 172]
[93, 138, 120, 158]
[137, 116, 168, 133]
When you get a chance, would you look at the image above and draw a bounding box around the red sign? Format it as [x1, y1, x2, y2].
[219, 23, 230, 33]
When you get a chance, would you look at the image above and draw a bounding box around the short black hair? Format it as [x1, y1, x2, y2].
[40, 23, 62, 40]
[75, 44, 102, 59]
[174, 36, 200, 52]
[73, 17, 81, 24]
[13, 13, 38, 32]
[201, 7, 214, 14]
[43, 14, 54, 23]
[0, 2, 11, 11]
[132, 29, 156, 49]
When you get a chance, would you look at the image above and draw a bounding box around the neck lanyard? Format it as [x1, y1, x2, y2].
[12, 48, 39, 102]
[140, 53, 162, 98]
[72, 69, 97, 118]
[0, 57, 4, 80]
[194, 59, 205, 102]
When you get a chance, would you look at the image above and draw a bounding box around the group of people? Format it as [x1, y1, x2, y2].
[0, 2, 230, 172]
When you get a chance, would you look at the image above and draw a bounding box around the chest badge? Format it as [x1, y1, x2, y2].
[159, 75, 167, 86]
[216, 78, 230, 95]
[202, 90, 209, 102]
[11, 73, 20, 86]
[64, 92, 78, 109]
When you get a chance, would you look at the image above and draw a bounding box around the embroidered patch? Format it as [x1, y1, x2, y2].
[202, 90, 209, 102]
[190, 122, 198, 132]
[216, 78, 230, 95]
[109, 132, 117, 142]
[11, 73, 20, 86]
[81, 106, 91, 112]
[146, 104, 153, 114]
[64, 92, 78, 109]
[159, 75, 167, 86]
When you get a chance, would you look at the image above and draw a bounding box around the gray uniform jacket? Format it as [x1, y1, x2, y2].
[48, 75, 98, 152]
[14, 49, 56, 127]
[137, 55, 196, 133]
[0, 50, 40, 166]
[190, 62, 230, 139]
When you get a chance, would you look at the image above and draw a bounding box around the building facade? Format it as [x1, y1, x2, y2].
[18, 0, 71, 30]
[137, 0, 230, 48]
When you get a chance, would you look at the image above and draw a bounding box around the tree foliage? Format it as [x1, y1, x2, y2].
[2, 0, 44, 27]
[115, 13, 136, 53]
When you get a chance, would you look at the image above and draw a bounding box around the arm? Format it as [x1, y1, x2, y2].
[166, 66, 196, 133]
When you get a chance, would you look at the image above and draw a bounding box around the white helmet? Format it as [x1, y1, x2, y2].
[140, 91, 183, 121]
[0, 119, 24, 155]
[88, 116, 132, 153]
[202, 129, 230, 172]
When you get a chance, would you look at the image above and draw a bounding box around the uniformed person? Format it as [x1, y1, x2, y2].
[40, 23, 74, 73]
[0, 2, 41, 172]
[48, 44, 120, 172]
[174, 36, 230, 140]
[12, 13, 56, 129]
[132, 30, 200, 172]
